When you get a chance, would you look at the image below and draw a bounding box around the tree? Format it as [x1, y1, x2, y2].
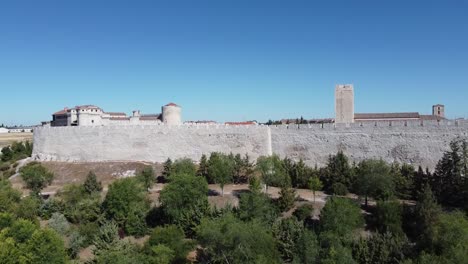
[256, 154, 289, 192]
[238, 190, 278, 224]
[320, 197, 364, 238]
[277, 185, 297, 212]
[293, 204, 314, 222]
[83, 171, 103, 194]
[197, 154, 209, 179]
[159, 173, 209, 223]
[102, 178, 149, 233]
[47, 213, 70, 236]
[433, 138, 468, 207]
[272, 217, 305, 262]
[23, 229, 68, 264]
[352, 232, 408, 264]
[161, 158, 173, 180]
[415, 184, 441, 251]
[354, 159, 394, 207]
[431, 211, 468, 260]
[323, 151, 354, 194]
[20, 162, 54, 194]
[137, 166, 155, 191]
[0, 179, 21, 213]
[207, 152, 234, 196]
[196, 214, 281, 264]
[309, 176, 323, 204]
[1, 147, 13, 162]
[146, 225, 193, 263]
[374, 199, 404, 236]
[171, 158, 197, 177]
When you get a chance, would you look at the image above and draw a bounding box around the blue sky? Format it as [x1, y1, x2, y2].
[1, 0, 467, 125]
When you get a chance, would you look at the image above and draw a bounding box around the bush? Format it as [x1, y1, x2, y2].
[20, 162, 54, 194]
[293, 204, 314, 222]
[331, 182, 348, 195]
[147, 225, 193, 263]
[47, 213, 70, 236]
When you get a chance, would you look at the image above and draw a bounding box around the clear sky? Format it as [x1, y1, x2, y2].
[1, 0, 467, 125]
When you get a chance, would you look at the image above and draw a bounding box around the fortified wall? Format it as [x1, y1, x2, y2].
[33, 120, 468, 170]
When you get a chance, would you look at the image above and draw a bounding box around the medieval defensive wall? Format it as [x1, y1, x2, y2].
[32, 119, 468, 170]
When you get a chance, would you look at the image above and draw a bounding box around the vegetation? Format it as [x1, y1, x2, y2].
[0, 138, 467, 263]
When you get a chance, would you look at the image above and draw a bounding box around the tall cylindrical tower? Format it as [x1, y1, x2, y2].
[162, 103, 182, 125]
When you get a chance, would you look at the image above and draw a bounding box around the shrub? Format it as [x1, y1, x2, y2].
[47, 213, 70, 236]
[293, 204, 314, 222]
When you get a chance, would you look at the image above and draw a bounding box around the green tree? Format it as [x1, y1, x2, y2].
[150, 244, 175, 264]
[323, 151, 354, 194]
[431, 211, 468, 261]
[197, 154, 209, 179]
[102, 178, 149, 233]
[137, 166, 155, 191]
[162, 158, 173, 180]
[309, 176, 323, 204]
[196, 213, 281, 264]
[159, 173, 208, 224]
[293, 204, 314, 222]
[277, 185, 297, 212]
[20, 162, 54, 194]
[238, 191, 278, 224]
[354, 159, 394, 207]
[23, 228, 68, 264]
[146, 225, 193, 263]
[1, 147, 13, 162]
[374, 199, 404, 237]
[256, 154, 289, 192]
[208, 152, 234, 196]
[83, 171, 103, 194]
[171, 158, 197, 177]
[0, 179, 21, 213]
[47, 213, 70, 236]
[272, 217, 304, 262]
[320, 197, 364, 238]
[415, 184, 441, 250]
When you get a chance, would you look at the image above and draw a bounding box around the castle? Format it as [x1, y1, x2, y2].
[33, 86, 467, 170]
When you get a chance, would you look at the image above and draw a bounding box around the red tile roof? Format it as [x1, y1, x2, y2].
[53, 109, 68, 115]
[225, 121, 257, 125]
[165, 102, 179, 107]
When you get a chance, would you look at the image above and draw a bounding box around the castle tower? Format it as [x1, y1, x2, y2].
[162, 103, 182, 125]
[335, 84, 354, 124]
[432, 104, 445, 118]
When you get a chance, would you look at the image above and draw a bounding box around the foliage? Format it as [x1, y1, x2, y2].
[322, 151, 354, 194]
[23, 228, 68, 264]
[197, 154, 209, 179]
[137, 166, 155, 191]
[293, 203, 314, 222]
[431, 211, 468, 259]
[272, 217, 308, 262]
[432, 138, 468, 208]
[68, 231, 85, 259]
[171, 158, 197, 177]
[374, 199, 404, 237]
[15, 195, 40, 222]
[102, 178, 149, 234]
[159, 173, 209, 224]
[161, 158, 173, 180]
[150, 244, 175, 264]
[256, 154, 290, 190]
[238, 191, 278, 224]
[94, 239, 148, 264]
[0, 179, 21, 213]
[0, 141, 32, 163]
[93, 221, 120, 251]
[146, 225, 194, 263]
[354, 159, 395, 206]
[277, 185, 297, 212]
[352, 232, 408, 264]
[196, 213, 281, 264]
[20, 162, 54, 194]
[47, 212, 70, 236]
[207, 152, 234, 196]
[83, 171, 103, 194]
[320, 196, 364, 238]
[414, 184, 441, 250]
[309, 176, 323, 204]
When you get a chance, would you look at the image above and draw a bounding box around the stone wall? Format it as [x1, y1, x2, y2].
[33, 120, 468, 170]
[32, 124, 271, 163]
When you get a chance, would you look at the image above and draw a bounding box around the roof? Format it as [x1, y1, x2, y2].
[106, 112, 127, 116]
[76, 105, 101, 110]
[139, 114, 162, 121]
[53, 109, 68, 115]
[109, 117, 131, 120]
[420, 115, 445, 121]
[354, 112, 420, 120]
[165, 102, 179, 107]
[225, 121, 257, 125]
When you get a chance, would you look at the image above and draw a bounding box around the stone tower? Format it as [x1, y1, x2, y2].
[162, 103, 182, 125]
[335, 84, 354, 124]
[432, 104, 445, 118]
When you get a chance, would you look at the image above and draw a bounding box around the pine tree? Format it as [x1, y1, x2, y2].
[162, 158, 172, 180]
[197, 154, 208, 178]
[84, 171, 103, 194]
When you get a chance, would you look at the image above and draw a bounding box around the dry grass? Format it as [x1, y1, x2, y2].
[0, 132, 33, 148]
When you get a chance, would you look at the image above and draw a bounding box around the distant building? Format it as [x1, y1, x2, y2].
[7, 126, 34, 133]
[335, 84, 445, 123]
[0, 127, 9, 133]
[49, 103, 182, 127]
[225, 121, 257, 126]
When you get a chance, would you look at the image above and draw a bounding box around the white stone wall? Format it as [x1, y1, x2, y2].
[162, 105, 182, 125]
[32, 120, 468, 170]
[33, 124, 271, 163]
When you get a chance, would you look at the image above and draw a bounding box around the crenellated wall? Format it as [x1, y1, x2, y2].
[33, 120, 468, 169]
